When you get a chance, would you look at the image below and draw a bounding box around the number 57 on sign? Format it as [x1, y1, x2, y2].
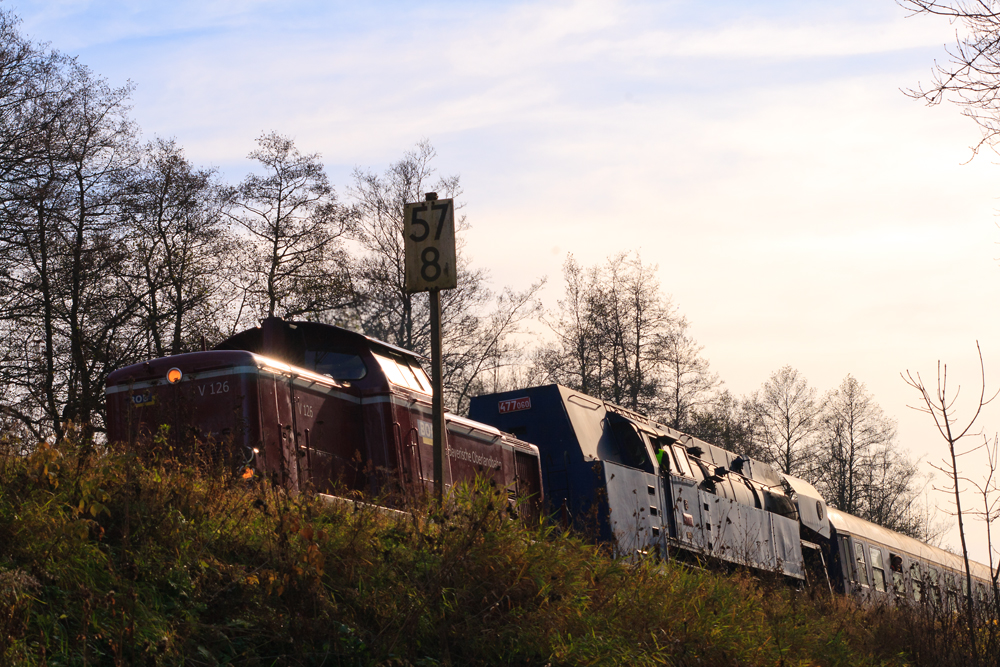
[404, 197, 457, 293]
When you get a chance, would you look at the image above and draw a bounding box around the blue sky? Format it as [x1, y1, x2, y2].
[10, 0, 1000, 559]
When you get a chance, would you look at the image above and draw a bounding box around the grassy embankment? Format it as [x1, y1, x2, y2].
[0, 430, 988, 666]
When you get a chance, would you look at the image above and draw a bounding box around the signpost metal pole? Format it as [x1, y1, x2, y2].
[429, 286, 445, 502]
[403, 191, 456, 504]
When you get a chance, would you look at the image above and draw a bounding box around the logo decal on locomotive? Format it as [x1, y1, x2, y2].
[131, 392, 155, 407]
[447, 447, 501, 469]
[498, 397, 531, 414]
[417, 419, 433, 445]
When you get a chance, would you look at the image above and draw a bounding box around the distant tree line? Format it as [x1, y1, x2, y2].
[0, 7, 934, 540]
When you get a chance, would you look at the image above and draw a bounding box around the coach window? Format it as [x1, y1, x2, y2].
[854, 542, 870, 588]
[890, 554, 906, 595]
[910, 562, 923, 602]
[927, 567, 942, 605]
[838, 536, 853, 582]
[945, 574, 958, 613]
[870, 547, 887, 593]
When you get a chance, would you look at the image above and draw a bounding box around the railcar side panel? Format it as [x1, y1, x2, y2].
[106, 352, 261, 459]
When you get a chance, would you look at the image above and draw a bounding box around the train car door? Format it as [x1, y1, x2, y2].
[514, 449, 543, 502]
[288, 381, 320, 491]
[288, 379, 365, 494]
[257, 373, 298, 489]
[388, 394, 432, 497]
[405, 408, 436, 495]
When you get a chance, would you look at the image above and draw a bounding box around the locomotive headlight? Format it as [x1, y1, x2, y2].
[166, 367, 183, 384]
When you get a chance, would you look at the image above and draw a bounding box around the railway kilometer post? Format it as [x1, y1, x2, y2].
[404, 192, 456, 502]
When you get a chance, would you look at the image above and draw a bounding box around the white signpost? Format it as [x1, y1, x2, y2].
[404, 193, 456, 501]
[404, 196, 456, 292]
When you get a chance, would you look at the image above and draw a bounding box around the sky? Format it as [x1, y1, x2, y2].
[10, 0, 1000, 561]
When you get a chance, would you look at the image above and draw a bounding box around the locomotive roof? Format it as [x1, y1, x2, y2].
[106, 349, 346, 391]
[446, 412, 541, 455]
[216, 319, 429, 362]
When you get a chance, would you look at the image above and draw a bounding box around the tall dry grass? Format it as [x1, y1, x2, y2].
[0, 429, 989, 666]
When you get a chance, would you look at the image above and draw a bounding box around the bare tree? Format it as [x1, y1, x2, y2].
[445, 281, 546, 413]
[0, 12, 71, 442]
[904, 343, 997, 654]
[687, 390, 761, 458]
[967, 434, 1000, 615]
[226, 132, 353, 326]
[535, 254, 601, 395]
[0, 51, 140, 441]
[900, 0, 1000, 156]
[749, 365, 821, 477]
[121, 138, 232, 357]
[811, 375, 920, 532]
[539, 251, 717, 426]
[0, 10, 65, 189]
[657, 317, 720, 430]
[538, 252, 670, 411]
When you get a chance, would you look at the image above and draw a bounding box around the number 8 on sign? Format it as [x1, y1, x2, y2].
[404, 197, 457, 293]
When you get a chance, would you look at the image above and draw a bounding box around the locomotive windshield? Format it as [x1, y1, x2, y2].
[372, 352, 432, 394]
[305, 350, 367, 381]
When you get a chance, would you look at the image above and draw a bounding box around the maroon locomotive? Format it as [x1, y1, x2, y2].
[105, 317, 543, 508]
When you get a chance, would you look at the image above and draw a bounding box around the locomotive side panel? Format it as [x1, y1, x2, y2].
[600, 461, 667, 555]
[469, 385, 599, 520]
[106, 353, 261, 461]
[446, 427, 504, 488]
[513, 448, 543, 503]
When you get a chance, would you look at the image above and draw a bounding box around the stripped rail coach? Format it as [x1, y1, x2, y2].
[105, 317, 543, 510]
[106, 318, 991, 603]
